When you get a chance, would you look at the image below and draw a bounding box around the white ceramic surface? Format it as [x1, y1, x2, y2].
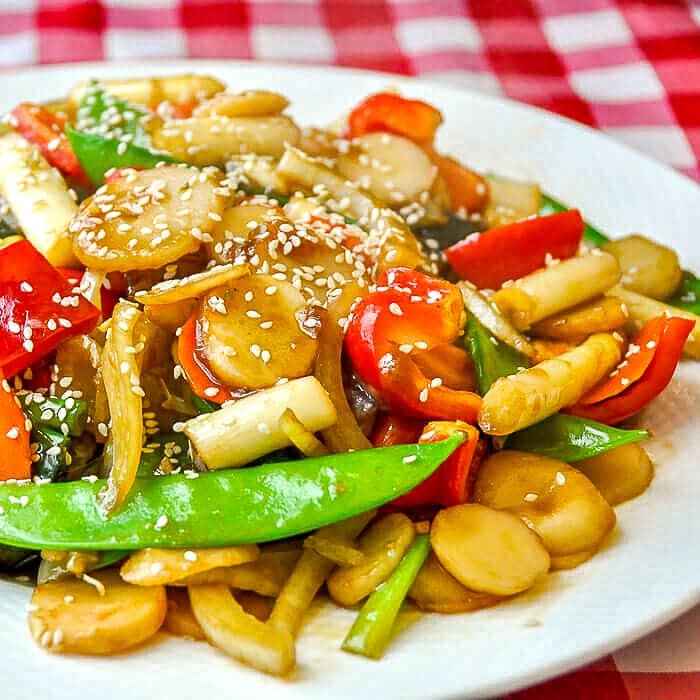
[1, 60, 699, 700]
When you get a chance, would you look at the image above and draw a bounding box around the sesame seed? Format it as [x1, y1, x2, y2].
[184, 550, 197, 562]
[399, 344, 413, 354]
[389, 302, 402, 316]
[19, 282, 33, 293]
[402, 454, 417, 464]
[8, 321, 21, 334]
[555, 472, 566, 486]
[5, 427, 19, 439]
[23, 339, 34, 352]
[260, 349, 271, 363]
[204, 387, 219, 397]
[154, 514, 168, 530]
[173, 422, 186, 433]
[418, 387, 429, 403]
[524, 493, 538, 502]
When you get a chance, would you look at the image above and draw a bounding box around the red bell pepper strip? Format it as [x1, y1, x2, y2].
[9, 104, 91, 188]
[579, 316, 667, 406]
[0, 240, 100, 379]
[413, 342, 476, 392]
[445, 210, 584, 290]
[345, 93, 442, 144]
[345, 267, 482, 423]
[567, 316, 695, 425]
[0, 372, 32, 480]
[389, 421, 482, 509]
[372, 413, 424, 448]
[178, 312, 236, 405]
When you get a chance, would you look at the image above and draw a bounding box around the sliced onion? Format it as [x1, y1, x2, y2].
[459, 281, 535, 358]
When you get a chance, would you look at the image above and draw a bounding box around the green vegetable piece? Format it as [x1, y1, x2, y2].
[466, 315, 528, 395]
[76, 84, 150, 148]
[666, 271, 700, 315]
[23, 395, 88, 437]
[0, 544, 35, 571]
[92, 550, 130, 570]
[342, 533, 431, 659]
[539, 194, 609, 247]
[0, 217, 18, 239]
[31, 426, 71, 481]
[190, 392, 220, 415]
[0, 436, 463, 551]
[66, 127, 178, 186]
[506, 413, 648, 463]
[136, 432, 193, 477]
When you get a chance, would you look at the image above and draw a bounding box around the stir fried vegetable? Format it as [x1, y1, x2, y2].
[0, 437, 464, 550]
[342, 533, 431, 659]
[0, 73, 693, 676]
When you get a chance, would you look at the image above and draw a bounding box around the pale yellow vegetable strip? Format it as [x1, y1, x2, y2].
[304, 533, 364, 567]
[193, 90, 289, 118]
[134, 263, 249, 306]
[277, 145, 423, 271]
[529, 296, 628, 340]
[172, 548, 301, 597]
[188, 584, 295, 676]
[0, 132, 79, 267]
[151, 115, 300, 167]
[268, 511, 375, 639]
[99, 301, 145, 512]
[315, 290, 373, 453]
[120, 544, 259, 586]
[478, 333, 621, 435]
[327, 513, 416, 607]
[69, 74, 225, 107]
[493, 251, 621, 330]
[278, 408, 329, 457]
[610, 285, 700, 359]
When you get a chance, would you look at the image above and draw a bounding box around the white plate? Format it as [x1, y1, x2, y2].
[1, 60, 700, 700]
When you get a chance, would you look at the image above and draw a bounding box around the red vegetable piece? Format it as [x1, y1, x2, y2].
[579, 316, 667, 406]
[178, 312, 236, 405]
[0, 240, 100, 379]
[345, 267, 481, 423]
[345, 93, 442, 143]
[567, 316, 695, 425]
[372, 413, 424, 448]
[427, 148, 489, 214]
[391, 421, 482, 509]
[444, 210, 584, 290]
[0, 372, 32, 480]
[10, 104, 91, 188]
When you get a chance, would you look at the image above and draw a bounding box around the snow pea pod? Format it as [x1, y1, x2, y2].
[506, 413, 648, 463]
[66, 128, 178, 186]
[76, 84, 150, 147]
[666, 271, 700, 315]
[0, 436, 463, 551]
[465, 315, 527, 395]
[539, 194, 609, 247]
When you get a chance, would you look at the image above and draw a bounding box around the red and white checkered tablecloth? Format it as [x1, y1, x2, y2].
[0, 0, 698, 181]
[1, 1, 700, 697]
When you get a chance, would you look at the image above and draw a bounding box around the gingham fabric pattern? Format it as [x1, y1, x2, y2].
[1, 0, 699, 180]
[1, 1, 700, 697]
